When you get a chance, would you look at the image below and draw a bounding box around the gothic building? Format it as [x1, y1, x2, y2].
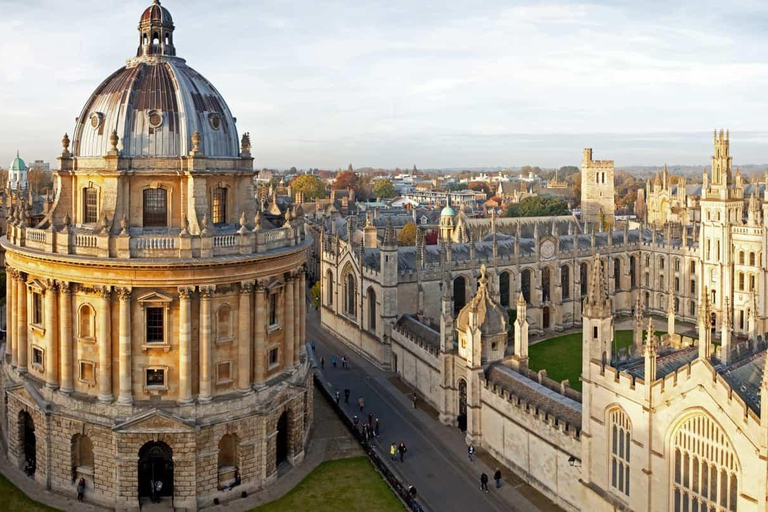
[320, 131, 768, 511]
[0, 3, 312, 510]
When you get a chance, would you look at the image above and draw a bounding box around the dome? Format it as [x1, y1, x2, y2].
[9, 151, 26, 171]
[456, 266, 507, 335]
[441, 205, 455, 217]
[72, 1, 239, 159]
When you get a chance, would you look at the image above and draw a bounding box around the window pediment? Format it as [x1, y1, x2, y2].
[27, 279, 45, 293]
[137, 291, 174, 304]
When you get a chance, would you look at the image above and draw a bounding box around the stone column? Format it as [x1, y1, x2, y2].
[16, 272, 27, 372]
[254, 281, 267, 386]
[178, 286, 194, 404]
[44, 280, 59, 389]
[238, 282, 253, 391]
[293, 275, 301, 363]
[299, 270, 307, 356]
[283, 276, 295, 370]
[117, 287, 133, 405]
[59, 281, 74, 394]
[199, 285, 214, 402]
[8, 270, 15, 367]
[97, 286, 113, 403]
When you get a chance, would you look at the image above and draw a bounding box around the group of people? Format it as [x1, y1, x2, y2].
[352, 410, 381, 443]
[320, 353, 349, 370]
[479, 470, 503, 492]
[389, 442, 408, 462]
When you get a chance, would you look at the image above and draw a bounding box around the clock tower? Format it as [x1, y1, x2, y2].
[699, 129, 742, 363]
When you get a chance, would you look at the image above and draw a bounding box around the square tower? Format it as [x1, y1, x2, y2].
[581, 148, 615, 226]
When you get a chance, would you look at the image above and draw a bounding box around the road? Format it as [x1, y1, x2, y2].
[306, 304, 560, 512]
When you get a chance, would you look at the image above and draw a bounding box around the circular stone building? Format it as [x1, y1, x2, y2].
[0, 2, 312, 509]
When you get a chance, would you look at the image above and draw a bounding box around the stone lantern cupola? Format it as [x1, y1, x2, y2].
[456, 264, 508, 367]
[137, 0, 176, 57]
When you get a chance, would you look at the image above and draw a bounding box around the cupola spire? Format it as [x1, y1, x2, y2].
[137, 0, 176, 58]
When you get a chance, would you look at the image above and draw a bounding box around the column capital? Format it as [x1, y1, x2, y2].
[178, 286, 194, 299]
[240, 282, 254, 294]
[255, 279, 269, 292]
[58, 281, 73, 295]
[199, 285, 216, 299]
[44, 278, 58, 292]
[97, 285, 112, 299]
[116, 287, 132, 301]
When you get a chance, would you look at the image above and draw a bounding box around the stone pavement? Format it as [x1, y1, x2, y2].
[0, 388, 362, 512]
[307, 306, 564, 512]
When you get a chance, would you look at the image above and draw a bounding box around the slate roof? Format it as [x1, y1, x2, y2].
[394, 314, 440, 351]
[621, 346, 698, 380]
[720, 350, 766, 414]
[486, 364, 582, 430]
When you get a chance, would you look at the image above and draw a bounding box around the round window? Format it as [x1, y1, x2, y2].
[90, 112, 103, 129]
[148, 110, 163, 128]
[209, 113, 221, 131]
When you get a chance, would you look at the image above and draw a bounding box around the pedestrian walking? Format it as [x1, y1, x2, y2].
[154, 480, 163, 502]
[374, 418, 380, 437]
[353, 415, 359, 428]
[412, 393, 418, 408]
[335, 391, 340, 405]
[480, 473, 489, 492]
[390, 443, 397, 461]
[150, 478, 156, 503]
[358, 396, 365, 411]
[368, 412, 373, 426]
[311, 340, 316, 352]
[344, 388, 350, 403]
[76, 477, 86, 502]
[494, 468, 502, 488]
[468, 444, 475, 462]
[342, 356, 348, 369]
[363, 424, 370, 442]
[332, 356, 337, 368]
[320, 356, 325, 369]
[398, 442, 407, 462]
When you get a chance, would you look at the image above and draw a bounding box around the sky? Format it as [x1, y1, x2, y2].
[3, 0, 768, 170]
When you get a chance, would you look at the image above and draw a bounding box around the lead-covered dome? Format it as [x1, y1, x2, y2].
[72, 1, 239, 159]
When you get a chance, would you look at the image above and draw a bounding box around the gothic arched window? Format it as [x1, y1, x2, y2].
[609, 408, 631, 497]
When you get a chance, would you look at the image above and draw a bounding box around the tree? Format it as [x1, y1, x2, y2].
[372, 178, 396, 199]
[468, 181, 491, 196]
[506, 196, 569, 218]
[290, 175, 326, 201]
[398, 222, 418, 246]
[310, 280, 322, 308]
[333, 171, 359, 191]
[447, 183, 468, 192]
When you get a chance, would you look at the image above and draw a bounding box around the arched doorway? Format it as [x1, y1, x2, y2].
[276, 412, 289, 467]
[19, 411, 36, 475]
[457, 379, 467, 432]
[138, 441, 173, 502]
[453, 277, 466, 316]
[542, 307, 550, 329]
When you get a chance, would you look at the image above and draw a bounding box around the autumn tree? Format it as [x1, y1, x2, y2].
[310, 280, 322, 308]
[333, 171, 359, 190]
[398, 222, 418, 246]
[372, 178, 396, 199]
[290, 175, 326, 201]
[468, 181, 491, 196]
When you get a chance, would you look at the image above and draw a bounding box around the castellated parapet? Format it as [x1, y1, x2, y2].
[581, 148, 615, 226]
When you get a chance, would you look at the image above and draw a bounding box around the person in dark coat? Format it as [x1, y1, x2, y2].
[76, 478, 86, 502]
[374, 418, 380, 437]
[480, 473, 489, 492]
[344, 388, 350, 403]
[494, 468, 502, 488]
[398, 442, 407, 462]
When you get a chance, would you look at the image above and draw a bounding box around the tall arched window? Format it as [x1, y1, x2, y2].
[78, 304, 95, 340]
[499, 272, 511, 307]
[690, 261, 696, 275]
[749, 252, 756, 266]
[71, 434, 94, 481]
[561, 265, 570, 299]
[541, 267, 551, 302]
[217, 433, 239, 488]
[83, 187, 98, 224]
[453, 276, 466, 316]
[143, 188, 167, 227]
[343, 269, 357, 317]
[367, 288, 377, 331]
[614, 258, 621, 291]
[212, 187, 227, 225]
[580, 263, 589, 297]
[326, 270, 334, 306]
[739, 251, 745, 265]
[629, 256, 636, 288]
[672, 414, 739, 512]
[609, 408, 631, 497]
[738, 272, 745, 291]
[521, 269, 531, 304]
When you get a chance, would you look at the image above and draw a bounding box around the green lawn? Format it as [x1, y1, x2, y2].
[0, 473, 61, 512]
[528, 329, 665, 392]
[251, 457, 404, 512]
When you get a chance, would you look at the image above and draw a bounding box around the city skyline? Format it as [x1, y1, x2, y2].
[4, 0, 768, 168]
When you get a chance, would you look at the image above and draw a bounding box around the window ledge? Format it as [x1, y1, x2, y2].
[30, 324, 45, 335]
[31, 362, 44, 372]
[268, 361, 281, 371]
[267, 324, 281, 333]
[77, 336, 96, 345]
[141, 343, 171, 352]
[78, 378, 96, 387]
[215, 337, 234, 346]
[145, 385, 169, 393]
[215, 378, 233, 387]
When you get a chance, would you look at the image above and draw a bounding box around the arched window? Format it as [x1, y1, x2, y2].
[674, 258, 680, 272]
[343, 268, 357, 317]
[738, 272, 745, 291]
[614, 258, 621, 291]
[749, 252, 756, 266]
[143, 188, 167, 227]
[367, 288, 377, 331]
[629, 256, 636, 288]
[750, 274, 756, 292]
[71, 434, 94, 481]
[217, 305, 232, 341]
[672, 414, 739, 512]
[326, 270, 333, 306]
[690, 261, 696, 275]
[521, 269, 531, 304]
[217, 433, 239, 488]
[212, 187, 227, 225]
[609, 408, 631, 497]
[78, 304, 95, 340]
[453, 276, 467, 316]
[675, 277, 680, 293]
[660, 256, 665, 270]
[690, 279, 696, 295]
[674, 298, 679, 313]
[739, 251, 745, 265]
[499, 272, 511, 307]
[83, 187, 98, 224]
[541, 267, 551, 302]
[689, 301, 696, 316]
[580, 263, 588, 297]
[711, 289, 717, 305]
[561, 266, 570, 299]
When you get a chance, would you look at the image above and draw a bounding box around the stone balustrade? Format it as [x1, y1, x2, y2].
[5, 220, 305, 260]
